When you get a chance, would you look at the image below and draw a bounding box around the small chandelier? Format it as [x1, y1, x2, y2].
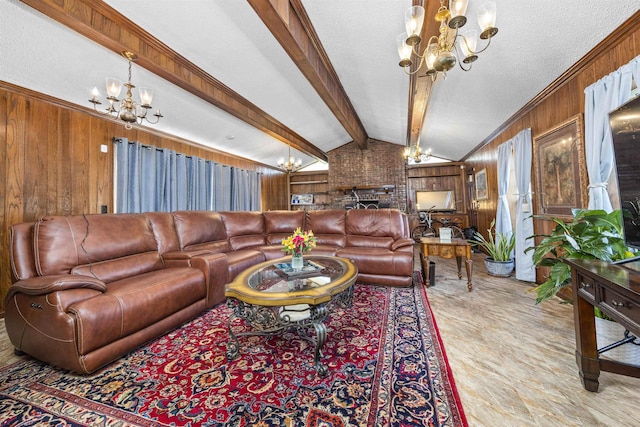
[89, 51, 163, 130]
[403, 144, 432, 164]
[277, 144, 302, 173]
[397, 0, 498, 79]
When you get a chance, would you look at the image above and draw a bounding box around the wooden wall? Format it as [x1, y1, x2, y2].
[0, 82, 288, 313]
[463, 12, 640, 282]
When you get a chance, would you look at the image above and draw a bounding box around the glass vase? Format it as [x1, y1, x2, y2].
[291, 253, 304, 271]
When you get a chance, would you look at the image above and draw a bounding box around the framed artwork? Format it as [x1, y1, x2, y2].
[533, 113, 587, 217]
[291, 194, 314, 205]
[475, 169, 488, 200]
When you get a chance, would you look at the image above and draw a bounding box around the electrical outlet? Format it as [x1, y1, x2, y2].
[101, 205, 108, 214]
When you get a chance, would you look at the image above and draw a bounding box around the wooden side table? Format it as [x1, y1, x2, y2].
[420, 237, 473, 291]
[565, 259, 640, 392]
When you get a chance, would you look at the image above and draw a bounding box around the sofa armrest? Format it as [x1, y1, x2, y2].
[161, 249, 212, 268]
[6, 274, 106, 300]
[391, 238, 414, 251]
[189, 253, 229, 307]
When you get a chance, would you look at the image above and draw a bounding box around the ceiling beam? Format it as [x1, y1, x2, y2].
[247, 0, 369, 150]
[19, 0, 328, 162]
[406, 0, 442, 147]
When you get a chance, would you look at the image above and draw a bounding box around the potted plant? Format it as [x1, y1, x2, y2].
[468, 219, 516, 277]
[527, 209, 635, 304]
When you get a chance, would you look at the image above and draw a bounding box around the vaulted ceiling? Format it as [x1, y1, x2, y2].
[3, 0, 639, 170]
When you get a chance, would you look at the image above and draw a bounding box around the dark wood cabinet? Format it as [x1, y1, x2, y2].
[566, 259, 640, 392]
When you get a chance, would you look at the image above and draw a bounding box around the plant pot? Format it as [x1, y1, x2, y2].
[484, 257, 515, 277]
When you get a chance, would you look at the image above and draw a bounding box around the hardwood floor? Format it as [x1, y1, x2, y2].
[1, 249, 639, 426]
[423, 250, 640, 427]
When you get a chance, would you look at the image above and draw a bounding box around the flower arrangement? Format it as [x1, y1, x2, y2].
[281, 227, 317, 256]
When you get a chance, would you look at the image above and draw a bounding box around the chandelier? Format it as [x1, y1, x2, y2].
[397, 0, 498, 78]
[89, 51, 163, 130]
[403, 144, 432, 164]
[277, 144, 302, 173]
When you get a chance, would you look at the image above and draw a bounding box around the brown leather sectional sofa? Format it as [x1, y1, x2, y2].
[5, 208, 413, 373]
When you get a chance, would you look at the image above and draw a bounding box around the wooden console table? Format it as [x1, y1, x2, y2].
[420, 237, 473, 291]
[566, 259, 640, 391]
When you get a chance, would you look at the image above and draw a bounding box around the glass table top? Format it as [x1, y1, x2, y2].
[225, 255, 357, 306]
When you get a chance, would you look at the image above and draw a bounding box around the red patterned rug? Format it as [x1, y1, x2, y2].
[0, 274, 467, 426]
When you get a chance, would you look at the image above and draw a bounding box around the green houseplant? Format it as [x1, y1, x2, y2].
[468, 219, 516, 277]
[527, 209, 635, 304]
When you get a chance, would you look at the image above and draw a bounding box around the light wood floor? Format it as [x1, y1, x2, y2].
[1, 250, 640, 426]
[422, 250, 640, 427]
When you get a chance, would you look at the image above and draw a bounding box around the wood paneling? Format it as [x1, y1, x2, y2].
[0, 82, 288, 314]
[463, 12, 640, 283]
[407, 163, 466, 214]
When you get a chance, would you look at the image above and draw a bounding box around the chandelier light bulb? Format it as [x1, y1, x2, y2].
[277, 144, 302, 172]
[89, 51, 164, 129]
[397, 1, 498, 77]
[449, 0, 469, 28]
[397, 33, 413, 67]
[450, 0, 469, 18]
[404, 6, 425, 45]
[478, 1, 498, 39]
[105, 78, 122, 99]
[139, 87, 154, 106]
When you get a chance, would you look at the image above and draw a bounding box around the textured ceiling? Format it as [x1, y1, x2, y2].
[2, 0, 639, 169]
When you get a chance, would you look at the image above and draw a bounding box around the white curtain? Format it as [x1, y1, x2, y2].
[584, 54, 640, 211]
[115, 138, 261, 213]
[513, 129, 535, 282]
[495, 141, 512, 236]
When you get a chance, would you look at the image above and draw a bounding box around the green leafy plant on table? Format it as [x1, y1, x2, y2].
[527, 209, 636, 304]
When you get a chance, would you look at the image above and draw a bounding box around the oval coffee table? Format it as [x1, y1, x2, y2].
[225, 255, 357, 376]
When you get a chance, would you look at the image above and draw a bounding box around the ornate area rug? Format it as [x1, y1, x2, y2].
[0, 274, 467, 426]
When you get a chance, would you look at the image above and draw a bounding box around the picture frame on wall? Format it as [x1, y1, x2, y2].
[475, 169, 488, 201]
[291, 194, 314, 205]
[533, 113, 587, 217]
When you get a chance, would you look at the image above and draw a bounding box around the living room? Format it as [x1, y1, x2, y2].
[1, 1, 640, 426]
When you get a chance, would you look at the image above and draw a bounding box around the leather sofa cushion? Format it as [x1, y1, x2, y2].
[264, 210, 305, 245]
[9, 222, 37, 281]
[337, 247, 413, 276]
[173, 211, 228, 249]
[305, 210, 346, 247]
[220, 212, 266, 250]
[145, 212, 181, 254]
[72, 252, 164, 284]
[345, 209, 407, 241]
[70, 267, 205, 355]
[225, 250, 266, 280]
[346, 235, 394, 249]
[263, 210, 305, 234]
[306, 210, 345, 234]
[182, 240, 231, 254]
[34, 214, 158, 276]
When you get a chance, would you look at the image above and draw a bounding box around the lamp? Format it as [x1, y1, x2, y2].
[403, 144, 432, 164]
[89, 51, 163, 130]
[277, 144, 302, 173]
[397, 0, 498, 78]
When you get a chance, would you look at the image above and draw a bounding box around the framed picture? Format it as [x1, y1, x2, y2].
[533, 114, 587, 217]
[475, 169, 488, 201]
[291, 194, 314, 205]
